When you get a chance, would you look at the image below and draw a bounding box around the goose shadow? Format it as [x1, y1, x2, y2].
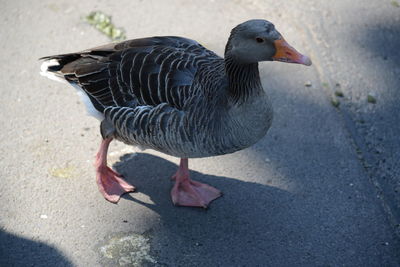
[112, 153, 307, 266]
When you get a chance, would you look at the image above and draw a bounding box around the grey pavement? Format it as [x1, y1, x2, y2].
[0, 0, 399, 266]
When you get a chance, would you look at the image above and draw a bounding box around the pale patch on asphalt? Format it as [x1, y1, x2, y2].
[99, 232, 157, 266]
[49, 165, 76, 178]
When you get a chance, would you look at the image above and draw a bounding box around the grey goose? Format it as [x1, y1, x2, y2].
[40, 19, 311, 208]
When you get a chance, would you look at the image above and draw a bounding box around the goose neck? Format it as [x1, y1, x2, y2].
[224, 55, 263, 104]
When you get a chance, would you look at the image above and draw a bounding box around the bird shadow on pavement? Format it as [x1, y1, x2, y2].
[114, 152, 291, 211]
[112, 152, 303, 266]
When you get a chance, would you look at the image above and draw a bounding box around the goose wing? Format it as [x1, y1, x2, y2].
[41, 36, 221, 112]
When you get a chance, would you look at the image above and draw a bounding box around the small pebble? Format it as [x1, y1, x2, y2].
[304, 81, 312, 87]
[331, 98, 340, 108]
[40, 214, 48, 219]
[264, 158, 271, 162]
[335, 90, 344, 97]
[367, 94, 377, 104]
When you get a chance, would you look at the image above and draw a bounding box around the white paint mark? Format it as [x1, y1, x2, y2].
[100, 233, 157, 266]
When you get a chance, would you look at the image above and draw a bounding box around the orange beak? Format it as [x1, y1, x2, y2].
[272, 38, 312, 66]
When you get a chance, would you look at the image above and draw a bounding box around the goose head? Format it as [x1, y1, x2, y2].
[226, 19, 312, 66]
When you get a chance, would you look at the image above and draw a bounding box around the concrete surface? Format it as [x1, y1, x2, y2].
[0, 0, 399, 266]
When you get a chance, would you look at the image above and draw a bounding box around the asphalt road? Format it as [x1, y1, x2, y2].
[1, 0, 399, 266]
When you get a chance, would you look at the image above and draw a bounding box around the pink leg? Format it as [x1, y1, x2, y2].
[95, 138, 135, 203]
[171, 158, 222, 208]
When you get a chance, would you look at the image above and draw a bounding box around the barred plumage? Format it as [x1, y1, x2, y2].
[41, 33, 274, 158]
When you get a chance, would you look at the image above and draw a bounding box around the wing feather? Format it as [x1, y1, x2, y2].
[41, 36, 222, 114]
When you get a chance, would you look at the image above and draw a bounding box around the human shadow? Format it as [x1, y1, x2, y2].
[0, 229, 73, 267]
[355, 22, 400, 222]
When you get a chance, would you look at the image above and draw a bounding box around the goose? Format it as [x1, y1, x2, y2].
[40, 19, 311, 208]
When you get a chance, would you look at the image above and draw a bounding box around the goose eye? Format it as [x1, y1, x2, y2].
[255, 37, 264, 43]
